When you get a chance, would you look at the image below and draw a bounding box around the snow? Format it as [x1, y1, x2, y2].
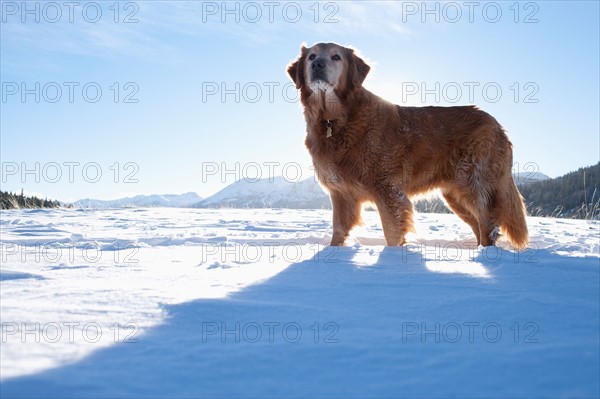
[1, 208, 599, 397]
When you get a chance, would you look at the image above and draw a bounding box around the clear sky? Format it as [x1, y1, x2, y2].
[1, 1, 598, 202]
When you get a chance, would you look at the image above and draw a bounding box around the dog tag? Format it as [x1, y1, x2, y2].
[326, 120, 333, 138]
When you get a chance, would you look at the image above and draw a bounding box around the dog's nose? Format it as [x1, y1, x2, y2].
[312, 58, 326, 70]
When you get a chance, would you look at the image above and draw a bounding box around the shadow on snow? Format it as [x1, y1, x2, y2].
[2, 247, 599, 398]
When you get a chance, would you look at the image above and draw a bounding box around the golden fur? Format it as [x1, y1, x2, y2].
[288, 42, 529, 249]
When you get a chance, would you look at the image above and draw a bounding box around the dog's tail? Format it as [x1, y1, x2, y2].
[499, 177, 529, 250]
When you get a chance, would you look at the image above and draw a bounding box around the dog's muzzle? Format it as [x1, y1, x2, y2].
[310, 57, 328, 83]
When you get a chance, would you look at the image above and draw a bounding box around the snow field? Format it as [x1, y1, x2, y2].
[1, 208, 598, 397]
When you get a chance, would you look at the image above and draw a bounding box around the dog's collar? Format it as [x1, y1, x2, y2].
[325, 120, 333, 138]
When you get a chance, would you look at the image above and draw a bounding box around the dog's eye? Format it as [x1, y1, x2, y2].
[332, 54, 341, 61]
[308, 54, 316, 60]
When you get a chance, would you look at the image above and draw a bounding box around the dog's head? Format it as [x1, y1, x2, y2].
[287, 42, 371, 102]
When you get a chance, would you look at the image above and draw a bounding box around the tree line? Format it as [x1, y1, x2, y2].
[518, 162, 599, 219]
[0, 190, 62, 210]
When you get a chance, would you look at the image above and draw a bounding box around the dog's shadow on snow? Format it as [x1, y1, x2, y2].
[2, 246, 599, 398]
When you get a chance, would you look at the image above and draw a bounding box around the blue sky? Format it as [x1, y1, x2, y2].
[1, 1, 599, 201]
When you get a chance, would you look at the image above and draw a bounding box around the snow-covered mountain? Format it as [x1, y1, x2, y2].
[513, 171, 551, 185]
[74, 192, 203, 209]
[194, 177, 331, 209]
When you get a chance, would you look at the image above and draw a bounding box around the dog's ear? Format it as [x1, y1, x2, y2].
[287, 45, 307, 89]
[346, 48, 371, 90]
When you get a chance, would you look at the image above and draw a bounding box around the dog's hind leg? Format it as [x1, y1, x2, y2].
[473, 193, 501, 247]
[442, 191, 481, 245]
[329, 191, 362, 246]
[463, 156, 500, 247]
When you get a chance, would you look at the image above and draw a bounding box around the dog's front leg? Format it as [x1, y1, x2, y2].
[329, 191, 362, 246]
[375, 188, 415, 246]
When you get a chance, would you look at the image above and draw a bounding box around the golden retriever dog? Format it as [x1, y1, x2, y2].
[287, 42, 529, 249]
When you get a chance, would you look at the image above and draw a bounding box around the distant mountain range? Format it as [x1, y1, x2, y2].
[73, 192, 203, 209]
[67, 171, 555, 211]
[513, 171, 551, 185]
[9, 164, 594, 220]
[192, 171, 551, 210]
[193, 177, 330, 209]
